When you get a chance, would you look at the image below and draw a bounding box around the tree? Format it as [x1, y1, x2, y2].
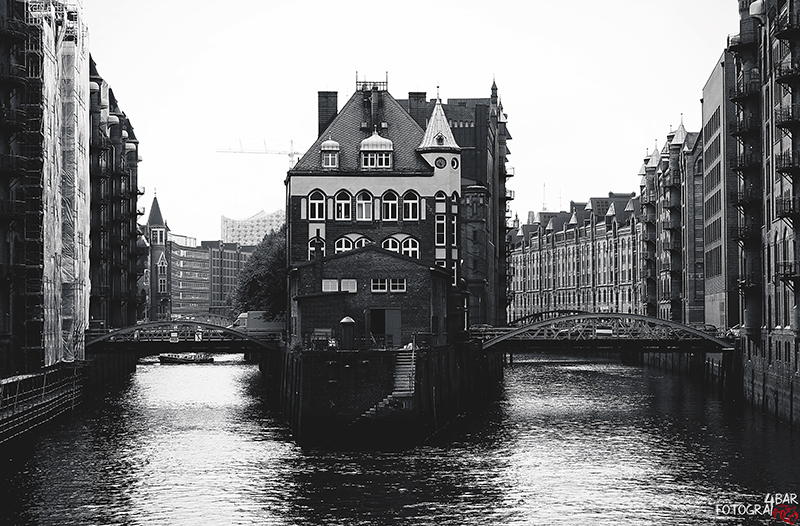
[233, 224, 287, 319]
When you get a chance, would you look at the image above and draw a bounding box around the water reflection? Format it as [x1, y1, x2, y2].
[0, 352, 798, 525]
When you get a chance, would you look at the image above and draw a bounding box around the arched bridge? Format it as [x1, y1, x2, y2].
[473, 313, 736, 353]
[85, 320, 281, 355]
[508, 310, 589, 326]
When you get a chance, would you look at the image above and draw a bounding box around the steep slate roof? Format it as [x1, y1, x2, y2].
[147, 196, 165, 227]
[292, 89, 431, 174]
[418, 99, 460, 152]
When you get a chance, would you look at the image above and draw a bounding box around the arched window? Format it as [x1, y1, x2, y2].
[403, 191, 419, 221]
[354, 236, 372, 248]
[382, 191, 398, 221]
[356, 191, 372, 221]
[309, 191, 325, 220]
[335, 191, 351, 220]
[401, 237, 419, 259]
[308, 237, 325, 260]
[335, 237, 353, 253]
[382, 237, 400, 253]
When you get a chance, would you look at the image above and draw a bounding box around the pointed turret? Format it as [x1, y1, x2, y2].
[418, 99, 460, 153]
[147, 196, 165, 228]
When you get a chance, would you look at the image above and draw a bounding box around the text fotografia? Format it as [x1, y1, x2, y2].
[715, 494, 799, 524]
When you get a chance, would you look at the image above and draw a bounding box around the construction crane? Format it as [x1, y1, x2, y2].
[217, 139, 301, 167]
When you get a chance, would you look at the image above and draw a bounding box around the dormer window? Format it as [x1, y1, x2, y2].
[360, 130, 393, 170]
[321, 137, 340, 168]
[362, 151, 391, 168]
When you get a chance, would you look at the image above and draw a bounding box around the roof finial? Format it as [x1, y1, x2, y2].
[436, 84, 440, 101]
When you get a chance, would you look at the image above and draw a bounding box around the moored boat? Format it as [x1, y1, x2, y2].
[158, 352, 213, 364]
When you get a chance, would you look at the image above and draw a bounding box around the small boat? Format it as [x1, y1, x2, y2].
[158, 352, 214, 364]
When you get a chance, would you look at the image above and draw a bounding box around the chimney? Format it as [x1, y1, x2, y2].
[408, 91, 427, 128]
[370, 86, 380, 131]
[318, 91, 338, 136]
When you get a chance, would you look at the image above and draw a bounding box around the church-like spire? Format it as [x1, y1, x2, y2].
[147, 196, 165, 227]
[417, 98, 460, 153]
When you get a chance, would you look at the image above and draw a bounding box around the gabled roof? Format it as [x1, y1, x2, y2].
[292, 89, 430, 173]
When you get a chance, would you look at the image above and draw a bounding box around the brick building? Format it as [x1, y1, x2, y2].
[507, 193, 640, 321]
[89, 58, 143, 331]
[400, 83, 513, 327]
[730, 0, 800, 426]
[286, 79, 467, 349]
[0, 1, 102, 375]
[202, 240, 255, 317]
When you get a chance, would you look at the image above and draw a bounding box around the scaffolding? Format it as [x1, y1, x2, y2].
[25, 0, 89, 365]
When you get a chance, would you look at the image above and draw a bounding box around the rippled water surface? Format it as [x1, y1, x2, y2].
[2, 353, 799, 525]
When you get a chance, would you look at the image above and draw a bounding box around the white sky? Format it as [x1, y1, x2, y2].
[80, 0, 741, 241]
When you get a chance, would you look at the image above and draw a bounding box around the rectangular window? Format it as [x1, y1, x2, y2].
[383, 199, 398, 221]
[309, 201, 325, 220]
[341, 279, 357, 293]
[436, 215, 446, 245]
[389, 278, 406, 293]
[158, 277, 167, 293]
[450, 216, 457, 243]
[336, 200, 351, 220]
[403, 199, 419, 221]
[361, 152, 392, 169]
[371, 278, 388, 293]
[322, 279, 338, 292]
[322, 152, 338, 168]
[357, 197, 372, 220]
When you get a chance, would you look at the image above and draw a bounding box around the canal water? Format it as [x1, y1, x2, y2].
[1, 352, 799, 525]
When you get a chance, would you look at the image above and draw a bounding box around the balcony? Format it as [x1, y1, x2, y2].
[728, 29, 757, 52]
[663, 239, 682, 251]
[640, 192, 657, 205]
[662, 220, 680, 231]
[0, 108, 26, 131]
[776, 195, 800, 219]
[776, 149, 800, 175]
[503, 189, 515, 201]
[737, 271, 762, 292]
[732, 186, 761, 208]
[641, 213, 656, 224]
[729, 79, 761, 101]
[775, 62, 800, 85]
[734, 223, 761, 243]
[663, 194, 680, 209]
[776, 104, 800, 130]
[777, 260, 800, 282]
[775, 11, 800, 40]
[731, 113, 761, 136]
[660, 173, 679, 187]
[730, 151, 761, 172]
[0, 63, 27, 86]
[641, 230, 657, 242]
[0, 153, 27, 175]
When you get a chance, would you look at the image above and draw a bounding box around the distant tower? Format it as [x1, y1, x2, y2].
[146, 197, 169, 320]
